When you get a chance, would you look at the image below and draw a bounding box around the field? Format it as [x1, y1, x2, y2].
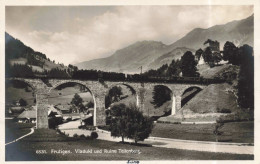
[197, 63, 231, 78]
[5, 85, 35, 106]
[5, 118, 254, 160]
[151, 122, 254, 143]
[6, 131, 253, 161]
[5, 119, 35, 143]
[180, 83, 242, 114]
[9, 57, 67, 71]
[49, 86, 93, 105]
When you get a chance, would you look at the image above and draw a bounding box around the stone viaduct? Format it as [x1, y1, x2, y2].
[6, 78, 207, 129]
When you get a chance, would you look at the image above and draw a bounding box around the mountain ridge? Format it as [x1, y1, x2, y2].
[5, 32, 67, 73]
[76, 14, 253, 73]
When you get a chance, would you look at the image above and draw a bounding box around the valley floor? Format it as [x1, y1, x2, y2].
[5, 119, 254, 161]
[151, 122, 254, 143]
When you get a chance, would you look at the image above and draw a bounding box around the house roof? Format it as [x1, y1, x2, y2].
[10, 106, 24, 110]
[10, 106, 25, 113]
[81, 114, 93, 120]
[55, 104, 71, 111]
[17, 110, 36, 119]
[88, 108, 94, 111]
[48, 105, 61, 115]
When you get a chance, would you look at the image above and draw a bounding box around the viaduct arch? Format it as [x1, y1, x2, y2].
[49, 81, 97, 126]
[105, 82, 138, 108]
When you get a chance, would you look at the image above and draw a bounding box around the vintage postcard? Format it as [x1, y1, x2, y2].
[1, 0, 259, 163]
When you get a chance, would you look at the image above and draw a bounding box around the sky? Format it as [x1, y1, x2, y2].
[6, 6, 253, 65]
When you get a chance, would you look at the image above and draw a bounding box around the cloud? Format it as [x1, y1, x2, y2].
[6, 6, 253, 65]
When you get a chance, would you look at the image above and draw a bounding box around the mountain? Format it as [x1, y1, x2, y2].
[169, 14, 253, 50]
[5, 32, 67, 73]
[76, 42, 192, 73]
[76, 41, 174, 73]
[147, 47, 195, 70]
[76, 14, 253, 73]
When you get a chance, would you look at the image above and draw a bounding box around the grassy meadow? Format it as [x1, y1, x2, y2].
[6, 128, 253, 161]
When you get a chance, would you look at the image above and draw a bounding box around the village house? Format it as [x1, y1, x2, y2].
[55, 104, 72, 114]
[17, 105, 63, 124]
[17, 110, 36, 123]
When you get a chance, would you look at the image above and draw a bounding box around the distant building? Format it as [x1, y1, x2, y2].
[17, 105, 63, 124]
[198, 56, 205, 65]
[15, 100, 21, 106]
[70, 105, 80, 113]
[17, 110, 36, 123]
[55, 104, 72, 114]
[9, 106, 25, 115]
[8, 99, 27, 115]
[48, 105, 62, 115]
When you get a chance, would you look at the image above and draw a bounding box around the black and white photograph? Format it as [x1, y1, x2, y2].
[1, 1, 259, 162]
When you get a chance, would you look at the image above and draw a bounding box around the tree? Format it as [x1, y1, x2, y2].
[157, 64, 168, 76]
[86, 101, 94, 108]
[166, 59, 181, 76]
[237, 44, 254, 109]
[213, 118, 224, 142]
[110, 103, 154, 144]
[110, 103, 129, 143]
[180, 51, 199, 77]
[19, 98, 27, 106]
[195, 48, 203, 61]
[78, 103, 87, 113]
[127, 104, 154, 144]
[71, 93, 83, 107]
[223, 41, 236, 61]
[105, 86, 123, 108]
[223, 41, 240, 65]
[105, 95, 112, 109]
[151, 85, 171, 108]
[105, 109, 112, 125]
[202, 47, 213, 64]
[109, 86, 123, 102]
[212, 52, 222, 65]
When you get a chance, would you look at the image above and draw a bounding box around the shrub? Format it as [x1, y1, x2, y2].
[213, 118, 225, 142]
[85, 136, 91, 140]
[91, 132, 98, 139]
[217, 108, 231, 113]
[79, 134, 86, 139]
[56, 129, 61, 134]
[73, 133, 78, 138]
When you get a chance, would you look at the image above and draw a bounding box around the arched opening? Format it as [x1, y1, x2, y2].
[5, 79, 36, 143]
[181, 87, 202, 107]
[104, 84, 136, 125]
[48, 82, 96, 129]
[145, 85, 174, 120]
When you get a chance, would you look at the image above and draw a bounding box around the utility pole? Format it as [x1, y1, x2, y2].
[139, 66, 144, 87]
[138, 66, 142, 74]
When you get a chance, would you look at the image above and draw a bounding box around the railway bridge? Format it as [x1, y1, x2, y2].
[6, 77, 209, 128]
